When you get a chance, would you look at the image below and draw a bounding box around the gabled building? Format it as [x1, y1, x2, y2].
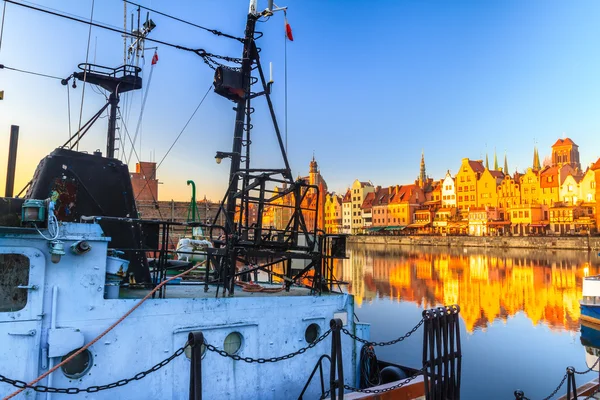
[455, 158, 485, 215]
[441, 171, 457, 208]
[324, 193, 343, 234]
[497, 173, 521, 221]
[520, 168, 541, 207]
[477, 168, 504, 209]
[342, 189, 352, 234]
[538, 164, 575, 207]
[351, 180, 375, 234]
[372, 187, 391, 228]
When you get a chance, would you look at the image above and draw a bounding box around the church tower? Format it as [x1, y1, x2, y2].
[309, 153, 319, 186]
[551, 138, 581, 170]
[418, 150, 426, 188]
[533, 146, 541, 171]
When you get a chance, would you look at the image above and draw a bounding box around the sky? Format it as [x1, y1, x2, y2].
[1, 0, 600, 201]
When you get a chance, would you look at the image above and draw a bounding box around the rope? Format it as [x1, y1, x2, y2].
[4, 261, 205, 399]
[76, 0, 95, 151]
[235, 281, 284, 293]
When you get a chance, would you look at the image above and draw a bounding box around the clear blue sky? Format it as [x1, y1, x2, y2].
[1, 0, 600, 201]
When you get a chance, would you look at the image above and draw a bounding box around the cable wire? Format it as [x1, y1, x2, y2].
[76, 0, 95, 151]
[134, 84, 212, 201]
[0, 0, 7, 52]
[123, 0, 244, 42]
[0, 64, 61, 80]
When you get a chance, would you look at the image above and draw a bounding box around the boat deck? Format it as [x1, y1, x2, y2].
[557, 378, 600, 400]
[120, 283, 332, 299]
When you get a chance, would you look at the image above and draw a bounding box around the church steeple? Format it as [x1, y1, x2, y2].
[504, 152, 509, 175]
[419, 150, 426, 187]
[494, 148, 498, 171]
[485, 153, 489, 169]
[533, 146, 541, 171]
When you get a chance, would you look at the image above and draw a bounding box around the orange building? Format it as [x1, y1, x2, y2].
[477, 168, 504, 208]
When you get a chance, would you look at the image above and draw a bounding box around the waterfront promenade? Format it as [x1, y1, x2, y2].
[349, 234, 600, 251]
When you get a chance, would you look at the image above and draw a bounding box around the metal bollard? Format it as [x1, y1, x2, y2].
[188, 331, 204, 400]
[329, 318, 344, 400]
[566, 367, 577, 400]
[514, 390, 525, 399]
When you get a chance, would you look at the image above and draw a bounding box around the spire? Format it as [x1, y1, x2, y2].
[533, 146, 541, 170]
[494, 148, 498, 171]
[485, 153, 489, 169]
[504, 152, 508, 175]
[419, 150, 426, 187]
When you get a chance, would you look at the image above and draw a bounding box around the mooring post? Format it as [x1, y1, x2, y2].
[5, 125, 19, 197]
[329, 318, 344, 400]
[566, 367, 577, 400]
[514, 390, 525, 399]
[188, 331, 204, 400]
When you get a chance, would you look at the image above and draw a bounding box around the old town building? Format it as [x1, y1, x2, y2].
[455, 158, 485, 215]
[351, 180, 375, 234]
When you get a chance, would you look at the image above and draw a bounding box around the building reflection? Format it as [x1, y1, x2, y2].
[338, 245, 598, 333]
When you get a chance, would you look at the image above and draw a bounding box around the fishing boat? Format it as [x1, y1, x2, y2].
[0, 1, 461, 399]
[580, 275, 600, 326]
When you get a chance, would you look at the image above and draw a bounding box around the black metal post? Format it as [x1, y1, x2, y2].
[5, 125, 19, 197]
[106, 92, 119, 159]
[225, 13, 258, 234]
[513, 390, 524, 399]
[329, 318, 344, 400]
[188, 331, 204, 400]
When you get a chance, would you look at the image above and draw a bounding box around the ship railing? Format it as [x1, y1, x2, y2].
[185, 305, 461, 400]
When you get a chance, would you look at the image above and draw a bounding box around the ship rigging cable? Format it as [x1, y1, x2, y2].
[3, 0, 240, 68]
[76, 0, 95, 151]
[134, 84, 213, 201]
[122, 0, 244, 42]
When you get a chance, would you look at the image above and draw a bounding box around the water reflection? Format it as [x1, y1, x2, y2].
[338, 245, 599, 333]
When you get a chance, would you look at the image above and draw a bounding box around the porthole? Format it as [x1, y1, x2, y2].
[305, 323, 321, 344]
[61, 348, 93, 379]
[184, 343, 206, 360]
[224, 332, 243, 355]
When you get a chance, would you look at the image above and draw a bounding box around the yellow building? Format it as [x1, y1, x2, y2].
[520, 168, 541, 207]
[455, 158, 485, 215]
[324, 193, 343, 234]
[477, 168, 503, 208]
[497, 173, 521, 221]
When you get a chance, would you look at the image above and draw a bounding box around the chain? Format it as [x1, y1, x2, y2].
[321, 367, 424, 398]
[203, 329, 331, 363]
[574, 357, 600, 375]
[342, 318, 424, 346]
[343, 367, 425, 394]
[538, 372, 568, 400]
[0, 345, 187, 394]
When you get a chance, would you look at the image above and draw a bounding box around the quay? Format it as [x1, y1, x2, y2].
[349, 235, 600, 251]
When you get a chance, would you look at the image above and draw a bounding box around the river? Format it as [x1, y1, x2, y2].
[336, 243, 600, 400]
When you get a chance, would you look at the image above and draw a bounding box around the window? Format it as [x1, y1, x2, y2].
[0, 254, 30, 312]
[524, 211, 529, 218]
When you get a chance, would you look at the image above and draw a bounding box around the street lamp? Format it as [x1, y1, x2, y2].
[215, 151, 235, 164]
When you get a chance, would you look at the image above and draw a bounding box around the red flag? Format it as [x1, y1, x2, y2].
[284, 16, 293, 41]
[151, 51, 159, 65]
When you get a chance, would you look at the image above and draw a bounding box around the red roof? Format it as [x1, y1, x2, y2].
[468, 160, 485, 173]
[372, 187, 390, 207]
[552, 138, 577, 147]
[361, 192, 376, 209]
[592, 158, 600, 171]
[489, 170, 505, 179]
[342, 189, 351, 203]
[539, 166, 559, 188]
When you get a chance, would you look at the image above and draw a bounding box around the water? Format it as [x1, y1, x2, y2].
[337, 243, 600, 400]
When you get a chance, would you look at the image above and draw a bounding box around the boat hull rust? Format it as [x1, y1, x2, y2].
[0, 222, 369, 399]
